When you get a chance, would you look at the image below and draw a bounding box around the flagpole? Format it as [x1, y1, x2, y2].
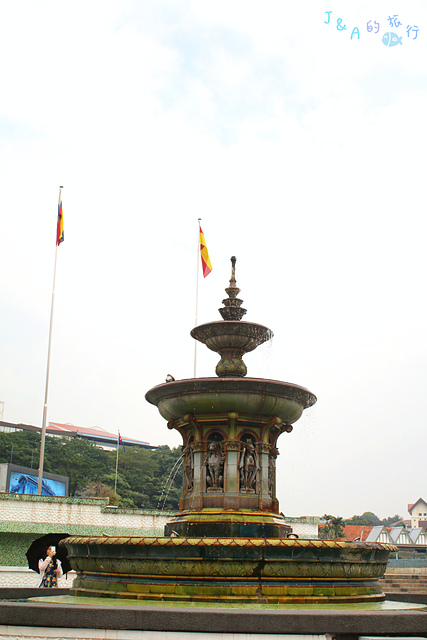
[114, 434, 119, 495]
[37, 187, 63, 495]
[194, 218, 201, 377]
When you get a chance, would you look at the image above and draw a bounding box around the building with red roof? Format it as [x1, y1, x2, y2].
[0, 420, 156, 451]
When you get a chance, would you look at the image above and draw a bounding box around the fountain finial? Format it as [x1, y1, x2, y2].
[230, 255, 236, 282]
[219, 256, 247, 321]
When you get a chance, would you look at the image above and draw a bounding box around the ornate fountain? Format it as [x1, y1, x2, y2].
[63, 258, 396, 604]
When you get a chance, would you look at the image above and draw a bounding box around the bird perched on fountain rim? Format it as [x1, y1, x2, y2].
[165, 374, 175, 382]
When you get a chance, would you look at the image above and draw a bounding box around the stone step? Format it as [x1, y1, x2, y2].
[381, 575, 427, 579]
[381, 585, 427, 593]
[384, 588, 427, 594]
[379, 569, 427, 594]
[384, 573, 427, 580]
[384, 580, 427, 583]
[383, 573, 427, 578]
[380, 579, 427, 584]
[380, 582, 427, 591]
[379, 572, 427, 594]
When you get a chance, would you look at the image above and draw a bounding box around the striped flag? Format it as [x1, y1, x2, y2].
[199, 223, 212, 278]
[118, 432, 126, 452]
[56, 188, 64, 246]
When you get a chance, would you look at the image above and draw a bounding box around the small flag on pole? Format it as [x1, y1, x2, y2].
[199, 223, 212, 278]
[118, 432, 126, 452]
[56, 188, 64, 246]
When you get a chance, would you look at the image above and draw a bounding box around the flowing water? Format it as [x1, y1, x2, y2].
[156, 455, 184, 511]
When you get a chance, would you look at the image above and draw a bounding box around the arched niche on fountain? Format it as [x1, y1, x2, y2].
[206, 429, 226, 442]
[204, 431, 224, 493]
[238, 433, 259, 494]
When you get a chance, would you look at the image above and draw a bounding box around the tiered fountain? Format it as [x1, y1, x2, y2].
[64, 258, 395, 604]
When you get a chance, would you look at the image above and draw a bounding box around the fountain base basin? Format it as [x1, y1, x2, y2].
[63, 536, 396, 604]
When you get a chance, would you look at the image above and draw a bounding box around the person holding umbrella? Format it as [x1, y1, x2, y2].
[37, 545, 63, 588]
[26, 533, 71, 588]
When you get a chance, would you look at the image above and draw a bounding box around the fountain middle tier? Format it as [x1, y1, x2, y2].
[145, 376, 316, 532]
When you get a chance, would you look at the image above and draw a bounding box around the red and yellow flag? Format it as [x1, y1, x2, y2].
[56, 188, 64, 246]
[199, 223, 212, 278]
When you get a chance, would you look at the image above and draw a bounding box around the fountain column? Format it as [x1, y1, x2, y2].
[258, 442, 270, 502]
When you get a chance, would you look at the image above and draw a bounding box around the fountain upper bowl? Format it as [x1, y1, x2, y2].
[145, 377, 317, 423]
[190, 321, 272, 353]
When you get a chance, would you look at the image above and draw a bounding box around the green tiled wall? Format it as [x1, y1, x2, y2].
[0, 532, 36, 566]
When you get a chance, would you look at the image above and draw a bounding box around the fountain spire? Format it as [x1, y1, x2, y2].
[191, 255, 271, 377]
[219, 256, 247, 321]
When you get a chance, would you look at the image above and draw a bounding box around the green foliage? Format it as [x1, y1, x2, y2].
[0, 430, 182, 510]
[382, 514, 404, 526]
[84, 481, 120, 506]
[346, 511, 382, 526]
[45, 437, 111, 495]
[104, 445, 183, 510]
[319, 514, 345, 539]
[0, 430, 42, 468]
[346, 512, 405, 527]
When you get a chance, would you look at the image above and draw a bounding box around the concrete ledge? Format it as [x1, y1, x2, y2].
[385, 592, 427, 605]
[0, 601, 426, 635]
[0, 588, 71, 599]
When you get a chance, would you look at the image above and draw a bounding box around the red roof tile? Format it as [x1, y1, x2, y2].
[318, 524, 373, 541]
[341, 525, 373, 541]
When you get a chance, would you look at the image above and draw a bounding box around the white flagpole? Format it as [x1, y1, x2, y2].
[193, 218, 201, 377]
[38, 186, 63, 495]
[114, 433, 119, 495]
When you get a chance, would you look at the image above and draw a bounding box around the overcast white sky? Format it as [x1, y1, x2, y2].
[1, 0, 426, 521]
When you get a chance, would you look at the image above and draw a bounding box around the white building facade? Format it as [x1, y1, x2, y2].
[408, 498, 427, 528]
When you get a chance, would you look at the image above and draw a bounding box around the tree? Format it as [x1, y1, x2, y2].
[44, 437, 112, 495]
[0, 430, 42, 469]
[0, 431, 183, 509]
[319, 515, 345, 539]
[382, 514, 404, 526]
[107, 444, 183, 509]
[84, 481, 119, 506]
[346, 511, 382, 526]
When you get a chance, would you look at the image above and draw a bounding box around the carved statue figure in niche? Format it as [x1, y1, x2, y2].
[182, 444, 194, 493]
[268, 454, 275, 496]
[239, 438, 259, 492]
[204, 441, 224, 491]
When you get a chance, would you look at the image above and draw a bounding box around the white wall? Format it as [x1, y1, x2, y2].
[410, 499, 427, 528]
[0, 494, 172, 533]
[0, 566, 76, 588]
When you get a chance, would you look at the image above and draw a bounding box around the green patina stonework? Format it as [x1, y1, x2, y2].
[64, 535, 397, 604]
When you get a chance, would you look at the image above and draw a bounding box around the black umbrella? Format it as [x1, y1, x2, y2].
[25, 533, 72, 574]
